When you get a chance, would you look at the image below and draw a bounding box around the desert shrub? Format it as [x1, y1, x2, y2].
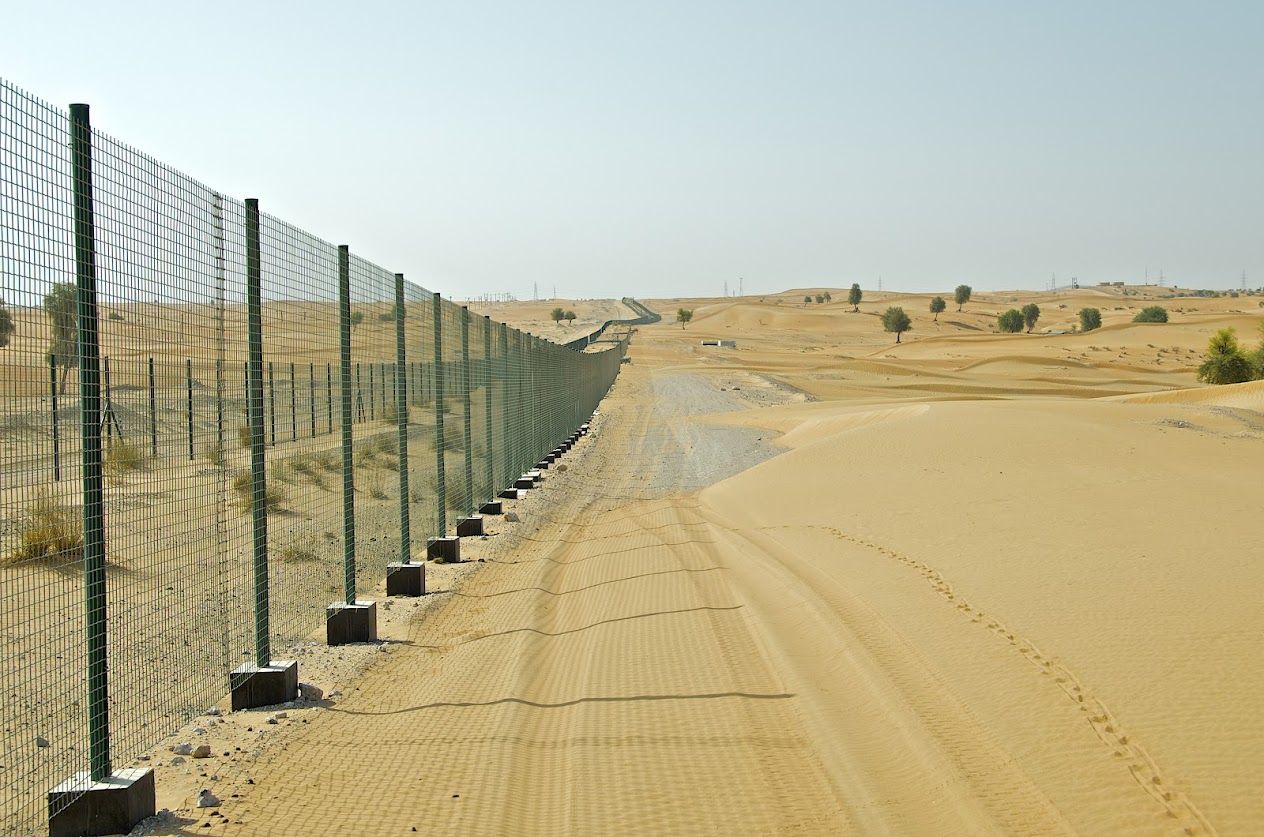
[997, 309, 1024, 333]
[1078, 308, 1102, 332]
[231, 470, 288, 514]
[349, 311, 364, 328]
[380, 400, 402, 424]
[315, 451, 340, 472]
[203, 440, 225, 466]
[277, 535, 319, 563]
[237, 424, 253, 449]
[104, 438, 148, 474]
[676, 309, 693, 328]
[108, 310, 124, 322]
[1197, 328, 1254, 385]
[8, 492, 83, 564]
[367, 480, 389, 500]
[269, 461, 292, 485]
[0, 298, 13, 348]
[1133, 306, 1169, 323]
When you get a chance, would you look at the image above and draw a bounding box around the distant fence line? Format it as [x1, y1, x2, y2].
[562, 297, 662, 350]
[0, 78, 630, 835]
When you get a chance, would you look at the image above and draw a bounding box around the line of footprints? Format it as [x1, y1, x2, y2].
[796, 525, 1215, 837]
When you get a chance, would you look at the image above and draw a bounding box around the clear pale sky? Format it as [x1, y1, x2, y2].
[3, 1, 1260, 299]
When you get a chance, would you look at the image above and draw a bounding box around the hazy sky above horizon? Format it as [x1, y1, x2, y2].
[3, 1, 1260, 299]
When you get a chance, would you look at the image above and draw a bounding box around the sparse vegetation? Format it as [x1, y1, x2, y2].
[676, 309, 693, 329]
[237, 424, 253, 449]
[814, 294, 824, 304]
[880, 307, 912, 343]
[929, 296, 946, 321]
[7, 492, 83, 565]
[276, 536, 319, 563]
[202, 440, 225, 466]
[1197, 327, 1254, 385]
[564, 310, 576, 324]
[0, 298, 15, 348]
[108, 310, 124, 322]
[349, 310, 364, 329]
[551, 307, 565, 325]
[997, 309, 1024, 333]
[368, 481, 389, 500]
[822, 291, 832, 302]
[954, 285, 972, 312]
[1021, 303, 1040, 333]
[1079, 308, 1102, 332]
[803, 295, 812, 306]
[1133, 306, 1169, 323]
[848, 284, 862, 312]
[231, 470, 288, 514]
[45, 283, 79, 394]
[104, 438, 148, 474]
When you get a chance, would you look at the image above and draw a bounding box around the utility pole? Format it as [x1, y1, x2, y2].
[724, 279, 728, 298]
[739, 277, 743, 297]
[878, 275, 882, 293]
[533, 282, 538, 301]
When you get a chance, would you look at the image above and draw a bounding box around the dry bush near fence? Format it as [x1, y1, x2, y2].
[6, 492, 84, 565]
[202, 440, 225, 466]
[104, 438, 149, 475]
[231, 470, 288, 514]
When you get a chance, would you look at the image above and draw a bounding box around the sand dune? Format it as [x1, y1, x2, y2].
[131, 288, 1264, 834]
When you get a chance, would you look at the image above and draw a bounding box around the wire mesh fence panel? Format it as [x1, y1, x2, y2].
[402, 282, 439, 549]
[0, 81, 90, 836]
[348, 256, 401, 596]
[258, 214, 344, 647]
[0, 73, 628, 837]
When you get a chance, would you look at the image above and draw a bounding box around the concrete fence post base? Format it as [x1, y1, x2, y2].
[48, 769, 155, 837]
[326, 601, 378, 645]
[386, 562, 425, 597]
[230, 660, 299, 710]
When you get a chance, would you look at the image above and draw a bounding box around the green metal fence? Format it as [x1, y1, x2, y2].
[0, 79, 627, 835]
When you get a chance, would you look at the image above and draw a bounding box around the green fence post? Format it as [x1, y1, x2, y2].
[498, 323, 510, 490]
[395, 274, 411, 562]
[461, 306, 473, 513]
[147, 357, 157, 457]
[49, 354, 61, 481]
[483, 315, 494, 501]
[244, 199, 271, 667]
[432, 293, 446, 534]
[267, 361, 276, 446]
[338, 246, 356, 604]
[71, 101, 111, 783]
[290, 362, 297, 441]
[186, 358, 194, 459]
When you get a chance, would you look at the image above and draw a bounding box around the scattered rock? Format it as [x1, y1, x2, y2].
[197, 789, 221, 808]
[35, 736, 49, 748]
[504, 512, 520, 523]
[266, 717, 279, 725]
[193, 727, 207, 735]
[172, 743, 194, 756]
[206, 707, 222, 716]
[191, 744, 212, 759]
[137, 754, 150, 761]
[556, 464, 568, 472]
[298, 682, 324, 701]
[171, 756, 186, 766]
[328, 690, 342, 698]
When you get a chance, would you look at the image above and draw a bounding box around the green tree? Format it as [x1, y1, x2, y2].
[1248, 323, 1264, 378]
[1197, 327, 1254, 385]
[929, 296, 946, 321]
[676, 308, 693, 329]
[0, 298, 13, 348]
[564, 310, 576, 324]
[822, 291, 832, 302]
[1078, 308, 1102, 332]
[44, 283, 79, 394]
[997, 309, 1024, 333]
[1133, 306, 1168, 323]
[550, 306, 565, 325]
[803, 295, 813, 306]
[848, 283, 862, 312]
[954, 284, 972, 311]
[349, 310, 364, 329]
[880, 306, 911, 343]
[814, 294, 824, 304]
[1021, 303, 1041, 333]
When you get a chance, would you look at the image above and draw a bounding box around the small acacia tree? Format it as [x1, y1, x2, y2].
[997, 309, 1024, 333]
[803, 295, 813, 306]
[676, 308, 693, 329]
[848, 283, 862, 312]
[349, 310, 364, 329]
[1197, 327, 1254, 384]
[1133, 306, 1168, 323]
[44, 283, 79, 394]
[550, 306, 564, 325]
[881, 306, 911, 343]
[929, 296, 946, 321]
[1021, 303, 1041, 333]
[823, 291, 832, 302]
[954, 284, 972, 311]
[1078, 308, 1102, 332]
[564, 310, 576, 324]
[815, 294, 824, 304]
[0, 298, 13, 348]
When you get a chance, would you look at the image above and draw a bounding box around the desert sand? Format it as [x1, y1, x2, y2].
[109, 288, 1264, 834]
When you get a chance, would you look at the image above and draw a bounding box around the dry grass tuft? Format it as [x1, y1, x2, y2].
[231, 470, 288, 514]
[7, 492, 83, 565]
[104, 438, 149, 475]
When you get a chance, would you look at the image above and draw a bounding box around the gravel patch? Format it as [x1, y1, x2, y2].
[643, 372, 789, 495]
